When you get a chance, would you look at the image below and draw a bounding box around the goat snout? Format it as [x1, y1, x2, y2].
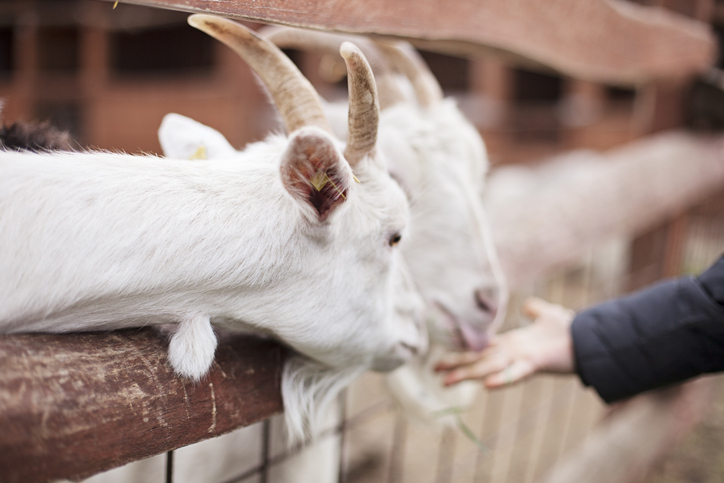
[457, 322, 491, 352]
[475, 286, 500, 318]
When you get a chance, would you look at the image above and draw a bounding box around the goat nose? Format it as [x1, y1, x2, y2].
[475, 287, 500, 316]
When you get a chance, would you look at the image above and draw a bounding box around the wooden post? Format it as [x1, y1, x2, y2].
[469, 58, 513, 160]
[560, 80, 608, 150]
[11, 2, 38, 121]
[79, 2, 109, 146]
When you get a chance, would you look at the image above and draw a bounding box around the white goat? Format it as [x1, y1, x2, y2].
[81, 26, 506, 483]
[0, 14, 426, 447]
[259, 28, 508, 421]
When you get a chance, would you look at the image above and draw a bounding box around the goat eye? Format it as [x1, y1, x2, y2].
[389, 233, 402, 247]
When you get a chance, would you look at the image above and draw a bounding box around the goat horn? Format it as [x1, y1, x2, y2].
[374, 41, 443, 107]
[260, 26, 405, 110]
[188, 15, 330, 135]
[341, 42, 379, 167]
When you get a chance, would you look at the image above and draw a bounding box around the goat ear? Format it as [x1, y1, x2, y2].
[281, 127, 352, 222]
[158, 113, 236, 160]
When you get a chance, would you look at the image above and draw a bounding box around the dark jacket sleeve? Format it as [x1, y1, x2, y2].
[571, 254, 724, 403]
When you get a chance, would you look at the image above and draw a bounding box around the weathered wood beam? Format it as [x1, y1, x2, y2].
[104, 0, 716, 85]
[487, 131, 724, 289]
[0, 330, 285, 483]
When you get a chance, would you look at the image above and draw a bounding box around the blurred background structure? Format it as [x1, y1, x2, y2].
[0, 0, 272, 152]
[1, 0, 724, 482]
[1, 0, 720, 160]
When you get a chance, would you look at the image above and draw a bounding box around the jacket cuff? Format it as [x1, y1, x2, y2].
[572, 275, 724, 403]
[698, 254, 724, 306]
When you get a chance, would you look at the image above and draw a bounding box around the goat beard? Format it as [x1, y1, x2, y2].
[281, 355, 364, 446]
[384, 344, 479, 427]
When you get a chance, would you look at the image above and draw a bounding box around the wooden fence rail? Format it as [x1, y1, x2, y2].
[0, 330, 284, 482]
[106, 0, 716, 84]
[488, 131, 724, 288]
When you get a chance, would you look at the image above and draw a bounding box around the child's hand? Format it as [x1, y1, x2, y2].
[435, 297, 575, 388]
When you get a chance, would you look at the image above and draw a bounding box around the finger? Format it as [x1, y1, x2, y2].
[521, 297, 555, 319]
[484, 360, 535, 389]
[435, 342, 502, 371]
[434, 350, 485, 371]
[442, 356, 508, 386]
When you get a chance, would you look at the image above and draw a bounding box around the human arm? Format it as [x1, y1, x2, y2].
[437, 255, 724, 402]
[572, 254, 724, 402]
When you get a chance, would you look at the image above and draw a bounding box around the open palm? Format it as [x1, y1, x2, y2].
[435, 297, 575, 388]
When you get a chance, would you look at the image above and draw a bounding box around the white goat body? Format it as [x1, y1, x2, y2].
[0, 134, 416, 366]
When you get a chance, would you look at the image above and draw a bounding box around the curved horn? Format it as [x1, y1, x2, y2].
[261, 26, 405, 110]
[374, 41, 443, 107]
[341, 42, 379, 167]
[188, 15, 330, 134]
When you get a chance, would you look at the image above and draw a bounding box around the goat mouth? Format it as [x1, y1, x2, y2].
[431, 302, 489, 352]
[399, 341, 420, 356]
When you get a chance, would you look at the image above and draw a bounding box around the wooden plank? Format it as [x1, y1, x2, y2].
[0, 329, 285, 483]
[486, 131, 724, 289]
[104, 0, 716, 85]
[534, 378, 715, 483]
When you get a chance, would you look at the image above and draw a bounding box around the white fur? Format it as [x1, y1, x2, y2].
[325, 96, 507, 351]
[378, 100, 507, 348]
[168, 314, 217, 380]
[282, 356, 363, 440]
[0, 126, 425, 445]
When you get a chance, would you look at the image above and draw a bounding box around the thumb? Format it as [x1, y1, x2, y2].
[485, 359, 535, 388]
[522, 297, 558, 319]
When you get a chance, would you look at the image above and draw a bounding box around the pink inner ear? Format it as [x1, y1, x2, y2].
[281, 132, 351, 221]
[307, 158, 349, 220]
